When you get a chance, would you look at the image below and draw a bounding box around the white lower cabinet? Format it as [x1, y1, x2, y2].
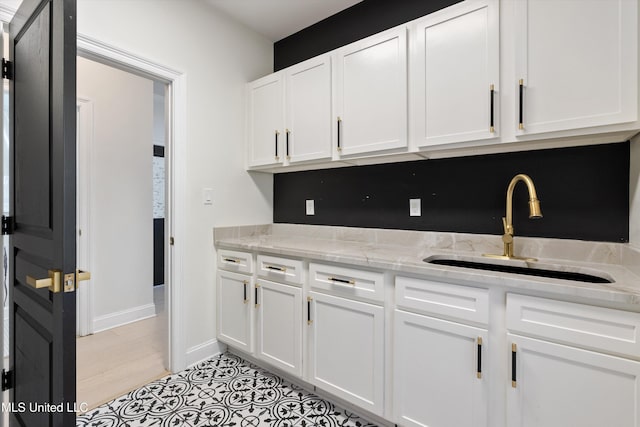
[307, 291, 385, 416]
[217, 252, 640, 427]
[255, 279, 303, 377]
[394, 310, 489, 427]
[508, 334, 640, 427]
[506, 293, 640, 427]
[217, 270, 253, 353]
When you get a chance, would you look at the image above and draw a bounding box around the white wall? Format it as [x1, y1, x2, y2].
[153, 82, 165, 147]
[74, 1, 274, 355]
[153, 83, 165, 220]
[630, 136, 640, 248]
[77, 57, 155, 330]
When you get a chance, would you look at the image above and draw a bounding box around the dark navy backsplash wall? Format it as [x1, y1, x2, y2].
[273, 143, 630, 243]
[271, 1, 630, 243]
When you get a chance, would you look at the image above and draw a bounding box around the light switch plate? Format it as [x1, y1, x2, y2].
[410, 198, 421, 216]
[306, 199, 315, 215]
[203, 188, 213, 205]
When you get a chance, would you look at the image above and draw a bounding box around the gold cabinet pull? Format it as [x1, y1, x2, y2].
[477, 337, 483, 379]
[255, 284, 260, 307]
[512, 343, 517, 388]
[328, 277, 355, 285]
[285, 129, 291, 160]
[518, 79, 524, 130]
[337, 117, 342, 151]
[265, 265, 286, 273]
[489, 84, 495, 133]
[243, 281, 248, 304]
[307, 296, 313, 325]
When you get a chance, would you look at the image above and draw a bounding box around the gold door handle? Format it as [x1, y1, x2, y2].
[77, 269, 91, 282]
[26, 270, 62, 293]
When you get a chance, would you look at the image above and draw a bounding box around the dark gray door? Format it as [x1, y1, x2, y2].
[8, 0, 77, 425]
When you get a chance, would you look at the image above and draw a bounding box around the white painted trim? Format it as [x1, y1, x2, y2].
[76, 98, 94, 337]
[93, 303, 156, 333]
[0, 24, 5, 387]
[0, 3, 15, 24]
[186, 339, 227, 368]
[3, 307, 7, 359]
[77, 34, 188, 373]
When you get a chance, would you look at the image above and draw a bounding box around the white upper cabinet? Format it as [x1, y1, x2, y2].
[285, 55, 333, 163]
[246, 0, 640, 171]
[514, 0, 638, 136]
[334, 26, 408, 157]
[247, 73, 284, 168]
[411, 0, 499, 148]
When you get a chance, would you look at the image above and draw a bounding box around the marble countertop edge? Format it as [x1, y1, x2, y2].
[213, 225, 640, 306]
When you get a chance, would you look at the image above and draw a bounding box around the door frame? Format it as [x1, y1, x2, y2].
[76, 97, 93, 338]
[76, 34, 188, 373]
[0, 4, 187, 375]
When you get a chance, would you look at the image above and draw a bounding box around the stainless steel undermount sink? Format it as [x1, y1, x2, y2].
[424, 255, 614, 284]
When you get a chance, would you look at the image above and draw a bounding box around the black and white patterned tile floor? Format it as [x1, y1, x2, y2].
[77, 352, 378, 427]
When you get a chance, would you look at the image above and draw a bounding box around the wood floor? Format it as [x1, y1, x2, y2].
[76, 287, 168, 410]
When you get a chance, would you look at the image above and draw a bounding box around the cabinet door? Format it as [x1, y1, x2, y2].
[515, 0, 637, 135]
[217, 270, 252, 353]
[394, 310, 488, 427]
[412, 0, 499, 147]
[256, 279, 302, 377]
[508, 334, 640, 427]
[334, 26, 407, 157]
[308, 291, 385, 416]
[285, 54, 332, 163]
[247, 73, 284, 167]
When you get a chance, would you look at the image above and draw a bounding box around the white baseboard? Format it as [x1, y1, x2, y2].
[186, 339, 227, 368]
[93, 303, 156, 333]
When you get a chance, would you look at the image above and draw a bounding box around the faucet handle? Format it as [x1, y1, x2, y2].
[502, 217, 513, 235]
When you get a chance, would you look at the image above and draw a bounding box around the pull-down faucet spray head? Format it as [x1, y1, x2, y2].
[485, 174, 542, 261]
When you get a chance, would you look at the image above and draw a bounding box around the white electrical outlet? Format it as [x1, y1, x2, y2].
[410, 198, 421, 216]
[306, 199, 315, 215]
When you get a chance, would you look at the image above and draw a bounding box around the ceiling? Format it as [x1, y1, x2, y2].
[205, 0, 363, 42]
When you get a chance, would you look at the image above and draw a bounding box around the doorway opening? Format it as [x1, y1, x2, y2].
[75, 56, 171, 409]
[0, 27, 187, 416]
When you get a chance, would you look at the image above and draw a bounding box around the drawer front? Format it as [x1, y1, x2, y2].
[309, 263, 384, 303]
[395, 276, 489, 326]
[218, 249, 253, 274]
[257, 254, 303, 285]
[507, 293, 640, 358]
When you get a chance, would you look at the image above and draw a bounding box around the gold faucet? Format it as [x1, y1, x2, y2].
[484, 174, 542, 261]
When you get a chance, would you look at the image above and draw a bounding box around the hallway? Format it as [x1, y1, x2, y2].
[77, 287, 168, 410]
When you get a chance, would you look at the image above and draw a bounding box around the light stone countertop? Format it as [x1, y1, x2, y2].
[213, 224, 640, 307]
